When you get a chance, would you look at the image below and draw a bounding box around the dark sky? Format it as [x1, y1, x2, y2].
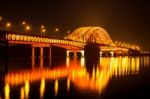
[0, 0, 150, 50]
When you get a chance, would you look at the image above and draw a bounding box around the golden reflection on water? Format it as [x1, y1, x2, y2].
[4, 83, 10, 99]
[20, 87, 25, 99]
[40, 78, 45, 99]
[4, 56, 149, 97]
[67, 78, 70, 91]
[54, 79, 59, 96]
[25, 81, 29, 99]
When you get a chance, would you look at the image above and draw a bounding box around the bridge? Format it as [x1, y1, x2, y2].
[0, 26, 140, 58]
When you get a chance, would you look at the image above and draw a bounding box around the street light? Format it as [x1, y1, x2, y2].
[67, 30, 70, 34]
[25, 25, 30, 33]
[6, 22, 11, 30]
[55, 28, 59, 32]
[22, 21, 26, 25]
[41, 25, 45, 29]
[41, 28, 46, 35]
[40, 25, 46, 35]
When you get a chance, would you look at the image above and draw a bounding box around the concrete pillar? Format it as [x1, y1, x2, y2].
[32, 57, 35, 68]
[67, 50, 70, 57]
[66, 57, 69, 67]
[40, 47, 44, 68]
[40, 47, 43, 58]
[100, 52, 102, 57]
[40, 57, 43, 68]
[32, 47, 35, 58]
[74, 52, 77, 57]
[49, 46, 52, 67]
[110, 52, 114, 57]
[80, 50, 84, 57]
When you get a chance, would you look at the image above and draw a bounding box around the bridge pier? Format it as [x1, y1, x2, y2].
[110, 52, 114, 57]
[32, 47, 35, 58]
[74, 52, 77, 57]
[40, 47, 44, 58]
[80, 50, 84, 57]
[100, 52, 103, 57]
[66, 50, 70, 57]
[49, 46, 52, 67]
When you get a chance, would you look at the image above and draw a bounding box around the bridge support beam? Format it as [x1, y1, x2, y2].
[40, 47, 44, 68]
[110, 52, 114, 57]
[40, 47, 44, 58]
[74, 52, 77, 57]
[40, 57, 44, 68]
[80, 50, 84, 57]
[67, 50, 70, 57]
[32, 47, 35, 58]
[100, 52, 102, 57]
[32, 57, 35, 68]
[49, 46, 52, 67]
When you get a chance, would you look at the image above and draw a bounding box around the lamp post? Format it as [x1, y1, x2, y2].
[67, 30, 70, 34]
[55, 28, 59, 32]
[25, 25, 30, 33]
[41, 28, 46, 35]
[22, 21, 26, 25]
[40, 25, 46, 35]
[6, 22, 11, 31]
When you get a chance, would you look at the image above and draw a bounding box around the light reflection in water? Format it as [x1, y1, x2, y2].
[67, 78, 70, 91]
[25, 81, 29, 99]
[40, 78, 45, 99]
[4, 56, 149, 97]
[20, 87, 25, 99]
[80, 57, 85, 67]
[4, 83, 10, 99]
[54, 79, 59, 96]
[66, 57, 69, 67]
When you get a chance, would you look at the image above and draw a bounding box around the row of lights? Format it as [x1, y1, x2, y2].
[114, 41, 140, 50]
[0, 16, 71, 35]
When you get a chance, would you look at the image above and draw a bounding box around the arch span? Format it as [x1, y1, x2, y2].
[65, 27, 113, 45]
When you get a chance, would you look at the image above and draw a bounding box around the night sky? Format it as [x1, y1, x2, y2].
[0, 0, 150, 50]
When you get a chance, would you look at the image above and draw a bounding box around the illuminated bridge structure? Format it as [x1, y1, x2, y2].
[0, 27, 140, 59]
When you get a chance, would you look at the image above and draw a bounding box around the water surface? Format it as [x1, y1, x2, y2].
[0, 56, 150, 99]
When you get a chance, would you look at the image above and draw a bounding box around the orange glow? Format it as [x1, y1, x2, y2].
[5, 68, 68, 85]
[4, 57, 141, 94]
